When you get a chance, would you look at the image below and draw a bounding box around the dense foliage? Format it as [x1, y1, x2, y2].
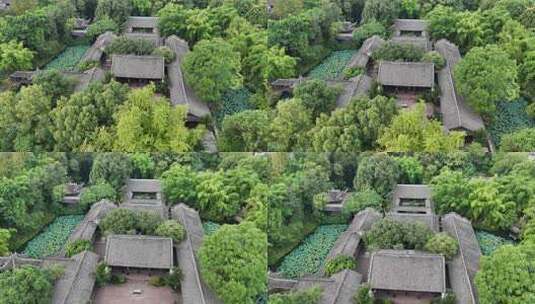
[64, 239, 92, 257]
[269, 286, 323, 304]
[0, 265, 62, 304]
[23, 215, 84, 258]
[324, 255, 357, 276]
[198, 222, 266, 304]
[365, 218, 434, 251]
[476, 244, 535, 303]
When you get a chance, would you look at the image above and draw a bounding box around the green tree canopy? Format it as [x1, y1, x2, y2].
[378, 103, 465, 152]
[198, 222, 267, 304]
[0, 40, 34, 73]
[293, 79, 340, 119]
[476, 244, 535, 303]
[218, 110, 271, 152]
[51, 80, 128, 151]
[354, 154, 400, 202]
[0, 265, 60, 304]
[454, 44, 520, 116]
[269, 99, 313, 151]
[309, 95, 397, 152]
[112, 85, 204, 152]
[183, 38, 242, 103]
[89, 153, 132, 191]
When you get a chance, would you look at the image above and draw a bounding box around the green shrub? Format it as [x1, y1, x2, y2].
[278, 225, 348, 278]
[324, 255, 357, 276]
[155, 220, 186, 243]
[422, 51, 446, 70]
[343, 67, 363, 79]
[86, 18, 118, 41]
[500, 128, 535, 152]
[269, 286, 323, 304]
[79, 183, 116, 210]
[77, 60, 100, 72]
[65, 239, 92, 257]
[396, 156, 424, 184]
[130, 153, 155, 179]
[353, 22, 388, 46]
[342, 190, 383, 217]
[431, 293, 456, 304]
[365, 218, 433, 251]
[148, 276, 165, 287]
[164, 266, 183, 290]
[99, 208, 137, 235]
[372, 42, 425, 62]
[105, 36, 155, 56]
[354, 284, 373, 304]
[152, 46, 176, 64]
[424, 233, 459, 259]
[95, 262, 111, 287]
[161, 164, 200, 206]
[111, 273, 126, 284]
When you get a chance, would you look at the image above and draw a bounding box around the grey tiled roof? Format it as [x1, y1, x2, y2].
[368, 250, 446, 294]
[81, 31, 116, 63]
[111, 55, 165, 80]
[347, 36, 385, 69]
[165, 35, 211, 120]
[330, 74, 373, 108]
[63, 200, 117, 254]
[391, 36, 430, 51]
[292, 270, 363, 304]
[378, 61, 434, 88]
[0, 254, 43, 272]
[324, 208, 381, 269]
[387, 212, 439, 232]
[44, 251, 99, 304]
[124, 16, 159, 32]
[172, 204, 222, 304]
[441, 213, 481, 304]
[393, 19, 428, 33]
[104, 234, 174, 269]
[435, 39, 485, 132]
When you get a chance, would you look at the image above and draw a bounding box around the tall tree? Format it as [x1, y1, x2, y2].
[183, 38, 242, 103]
[378, 104, 465, 152]
[198, 222, 267, 304]
[269, 99, 313, 151]
[309, 95, 397, 152]
[454, 45, 520, 116]
[0, 40, 34, 74]
[476, 244, 535, 303]
[113, 85, 204, 152]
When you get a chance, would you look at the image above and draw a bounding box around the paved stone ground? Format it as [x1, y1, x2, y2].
[93, 273, 180, 304]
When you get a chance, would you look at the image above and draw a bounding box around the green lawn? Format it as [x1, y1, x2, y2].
[276, 224, 348, 278]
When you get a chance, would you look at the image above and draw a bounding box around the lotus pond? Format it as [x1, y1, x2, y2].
[44, 45, 90, 71]
[476, 230, 515, 256]
[487, 100, 535, 148]
[203, 221, 222, 236]
[22, 215, 84, 258]
[277, 224, 348, 279]
[307, 50, 356, 80]
[213, 87, 253, 128]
